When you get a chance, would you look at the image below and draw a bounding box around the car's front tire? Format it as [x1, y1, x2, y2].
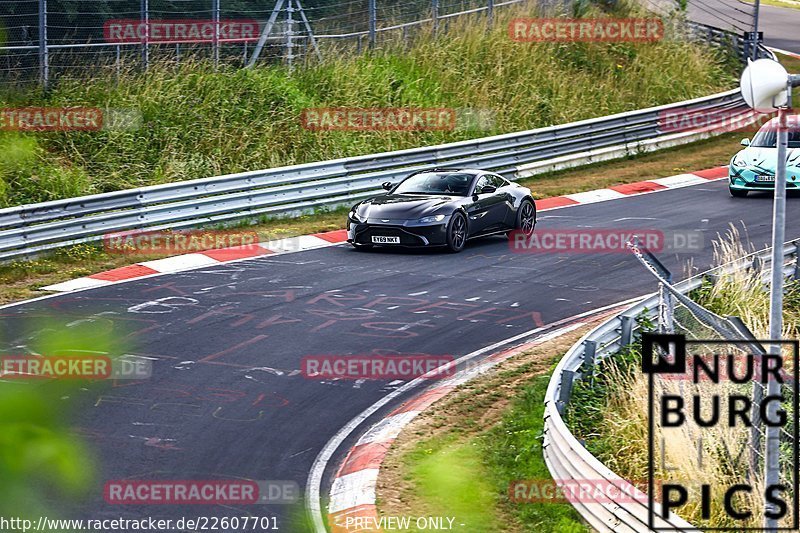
[729, 187, 748, 198]
[446, 212, 467, 253]
[515, 199, 536, 236]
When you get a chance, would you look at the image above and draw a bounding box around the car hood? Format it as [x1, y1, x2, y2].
[735, 146, 800, 173]
[356, 194, 459, 220]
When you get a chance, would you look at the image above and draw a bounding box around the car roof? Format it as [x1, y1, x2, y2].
[415, 168, 485, 175]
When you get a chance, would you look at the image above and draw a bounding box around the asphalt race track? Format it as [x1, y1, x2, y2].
[2, 180, 799, 531]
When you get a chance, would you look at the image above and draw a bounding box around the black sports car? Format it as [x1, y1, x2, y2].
[347, 168, 536, 252]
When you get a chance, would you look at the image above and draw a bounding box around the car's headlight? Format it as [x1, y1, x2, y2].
[348, 209, 363, 222]
[418, 214, 446, 224]
[732, 156, 747, 168]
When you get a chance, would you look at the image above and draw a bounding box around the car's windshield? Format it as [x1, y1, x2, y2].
[393, 172, 473, 196]
[751, 126, 800, 148]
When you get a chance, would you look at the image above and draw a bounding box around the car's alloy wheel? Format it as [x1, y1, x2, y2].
[517, 200, 536, 235]
[729, 187, 748, 198]
[446, 213, 467, 253]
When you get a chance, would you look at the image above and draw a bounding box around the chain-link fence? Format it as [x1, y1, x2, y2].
[0, 0, 527, 87]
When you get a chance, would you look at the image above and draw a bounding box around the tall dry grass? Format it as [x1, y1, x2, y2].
[0, 1, 737, 206]
[568, 227, 799, 528]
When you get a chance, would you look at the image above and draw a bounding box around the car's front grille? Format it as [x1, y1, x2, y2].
[745, 181, 797, 188]
[354, 225, 426, 245]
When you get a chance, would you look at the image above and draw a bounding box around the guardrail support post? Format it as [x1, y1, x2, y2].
[487, 0, 494, 25]
[556, 370, 575, 414]
[582, 340, 596, 375]
[432, 0, 439, 33]
[619, 315, 634, 347]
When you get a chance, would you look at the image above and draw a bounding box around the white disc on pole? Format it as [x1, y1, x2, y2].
[740, 58, 789, 112]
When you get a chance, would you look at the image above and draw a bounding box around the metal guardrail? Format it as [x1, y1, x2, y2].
[0, 88, 751, 260]
[542, 243, 800, 532]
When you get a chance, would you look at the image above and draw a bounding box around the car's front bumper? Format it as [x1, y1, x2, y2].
[729, 165, 800, 191]
[347, 217, 451, 247]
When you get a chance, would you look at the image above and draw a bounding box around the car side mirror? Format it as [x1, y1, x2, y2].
[740, 138, 750, 146]
[480, 185, 497, 194]
[382, 182, 394, 191]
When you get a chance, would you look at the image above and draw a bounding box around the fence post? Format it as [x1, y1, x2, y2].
[38, 0, 48, 89]
[286, 0, 295, 70]
[141, 0, 149, 70]
[368, 0, 377, 49]
[432, 0, 439, 33]
[487, 0, 494, 25]
[212, 0, 220, 68]
[115, 44, 121, 81]
[659, 283, 674, 333]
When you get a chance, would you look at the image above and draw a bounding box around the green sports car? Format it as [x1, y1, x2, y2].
[728, 116, 800, 197]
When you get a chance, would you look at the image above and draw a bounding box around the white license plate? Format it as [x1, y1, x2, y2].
[371, 235, 400, 244]
[755, 175, 775, 182]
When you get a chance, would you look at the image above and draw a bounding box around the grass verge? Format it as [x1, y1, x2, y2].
[376, 324, 602, 532]
[0, 1, 738, 207]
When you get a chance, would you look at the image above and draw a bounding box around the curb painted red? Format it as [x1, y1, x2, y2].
[42, 167, 727, 293]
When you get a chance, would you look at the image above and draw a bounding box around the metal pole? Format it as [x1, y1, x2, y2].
[752, 0, 761, 60]
[487, 0, 494, 26]
[141, 0, 149, 69]
[368, 0, 376, 49]
[286, 0, 294, 71]
[245, 0, 285, 68]
[764, 83, 790, 532]
[295, 0, 322, 62]
[38, 0, 48, 89]
[432, 0, 439, 33]
[212, 0, 220, 68]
